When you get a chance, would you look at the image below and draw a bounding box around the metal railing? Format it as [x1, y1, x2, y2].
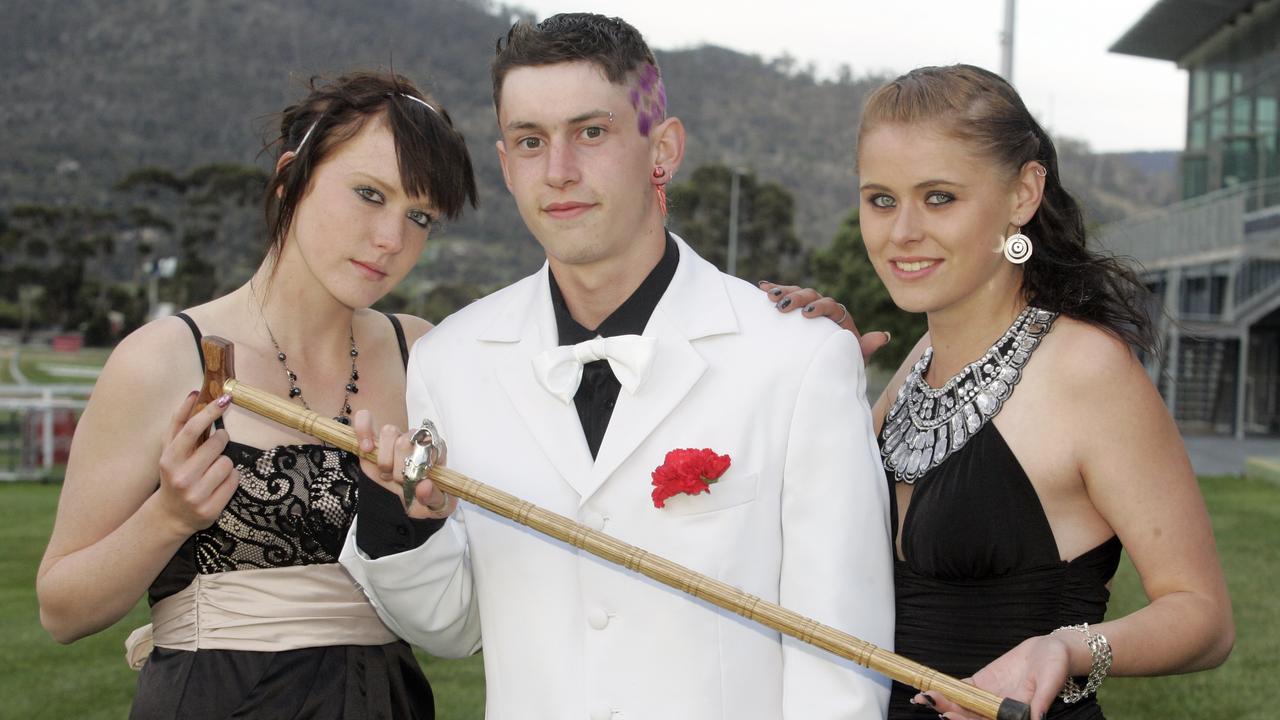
[1096, 176, 1280, 269]
[0, 384, 92, 481]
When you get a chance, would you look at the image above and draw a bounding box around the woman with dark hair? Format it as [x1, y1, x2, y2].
[763, 64, 1232, 719]
[36, 71, 477, 719]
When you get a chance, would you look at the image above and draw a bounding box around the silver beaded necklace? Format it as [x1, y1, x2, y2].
[880, 305, 1057, 484]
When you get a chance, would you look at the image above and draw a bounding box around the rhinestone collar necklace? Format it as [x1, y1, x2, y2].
[880, 306, 1057, 483]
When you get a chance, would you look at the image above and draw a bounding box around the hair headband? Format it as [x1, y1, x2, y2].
[293, 93, 440, 154]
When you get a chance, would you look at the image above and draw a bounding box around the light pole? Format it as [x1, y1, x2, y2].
[1000, 0, 1016, 83]
[727, 166, 742, 277]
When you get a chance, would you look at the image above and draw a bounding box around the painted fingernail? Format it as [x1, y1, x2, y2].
[777, 297, 792, 309]
[920, 694, 937, 708]
[757, 280, 770, 287]
[187, 390, 199, 400]
[884, 331, 892, 344]
[803, 304, 815, 313]
[216, 394, 231, 408]
[770, 288, 783, 296]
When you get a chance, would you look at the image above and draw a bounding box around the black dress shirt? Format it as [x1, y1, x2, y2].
[357, 234, 679, 559]
[550, 233, 679, 458]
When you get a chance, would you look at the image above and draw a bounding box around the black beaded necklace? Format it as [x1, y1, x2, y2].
[263, 321, 359, 425]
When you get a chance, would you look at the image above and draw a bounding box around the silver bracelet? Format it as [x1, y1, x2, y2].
[1056, 623, 1113, 703]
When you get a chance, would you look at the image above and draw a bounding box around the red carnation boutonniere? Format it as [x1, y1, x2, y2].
[651, 448, 732, 509]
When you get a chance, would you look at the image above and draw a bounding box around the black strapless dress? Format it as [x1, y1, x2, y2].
[128, 313, 433, 720]
[886, 422, 1121, 720]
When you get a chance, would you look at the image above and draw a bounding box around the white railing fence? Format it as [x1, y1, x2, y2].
[0, 384, 92, 481]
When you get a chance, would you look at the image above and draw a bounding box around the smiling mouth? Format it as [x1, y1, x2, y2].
[893, 259, 937, 272]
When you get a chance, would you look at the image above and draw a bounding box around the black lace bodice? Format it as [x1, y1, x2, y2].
[194, 441, 360, 573]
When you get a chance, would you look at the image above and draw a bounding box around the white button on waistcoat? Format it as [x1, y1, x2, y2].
[587, 608, 610, 630]
[581, 510, 607, 531]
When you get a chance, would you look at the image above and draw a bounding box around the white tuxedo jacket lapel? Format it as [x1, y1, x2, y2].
[478, 236, 738, 505]
[589, 236, 738, 499]
[480, 265, 596, 498]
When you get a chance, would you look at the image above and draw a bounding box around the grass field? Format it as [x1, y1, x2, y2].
[1, 482, 485, 719]
[3, 476, 1273, 718]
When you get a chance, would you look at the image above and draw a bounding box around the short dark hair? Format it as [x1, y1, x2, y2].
[491, 13, 658, 111]
[860, 64, 1155, 353]
[264, 71, 479, 264]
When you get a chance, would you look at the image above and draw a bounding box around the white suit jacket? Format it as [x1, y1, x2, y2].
[341, 236, 894, 720]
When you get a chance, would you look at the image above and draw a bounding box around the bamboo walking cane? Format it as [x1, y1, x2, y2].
[197, 336, 1031, 720]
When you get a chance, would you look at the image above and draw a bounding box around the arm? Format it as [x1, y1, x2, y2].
[1070, 336, 1233, 672]
[36, 320, 238, 642]
[339, 336, 482, 658]
[928, 331, 1233, 719]
[781, 329, 895, 720]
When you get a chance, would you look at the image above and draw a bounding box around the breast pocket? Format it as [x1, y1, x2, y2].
[657, 471, 760, 517]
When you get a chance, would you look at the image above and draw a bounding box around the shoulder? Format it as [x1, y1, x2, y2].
[84, 315, 204, 432]
[389, 313, 433, 346]
[1033, 315, 1145, 396]
[431, 276, 535, 334]
[412, 273, 542, 365]
[105, 314, 202, 383]
[1025, 315, 1164, 445]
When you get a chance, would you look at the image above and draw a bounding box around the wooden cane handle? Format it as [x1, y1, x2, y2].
[193, 336, 234, 441]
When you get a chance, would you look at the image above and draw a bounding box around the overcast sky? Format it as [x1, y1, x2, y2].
[509, 0, 1186, 153]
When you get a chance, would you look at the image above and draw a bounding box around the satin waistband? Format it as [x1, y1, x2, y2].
[125, 563, 396, 669]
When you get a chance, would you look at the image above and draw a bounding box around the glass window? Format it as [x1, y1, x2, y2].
[1183, 154, 1210, 199]
[1222, 137, 1258, 187]
[1212, 68, 1232, 102]
[1211, 103, 1229, 142]
[1189, 116, 1208, 151]
[1234, 95, 1253, 134]
[1258, 79, 1279, 180]
[1191, 66, 1209, 113]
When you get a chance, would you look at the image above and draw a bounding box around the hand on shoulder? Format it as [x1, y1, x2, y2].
[755, 281, 892, 363]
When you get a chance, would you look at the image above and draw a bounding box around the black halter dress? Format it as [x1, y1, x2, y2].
[884, 418, 1121, 719]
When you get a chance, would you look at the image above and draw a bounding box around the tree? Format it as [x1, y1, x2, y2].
[809, 208, 927, 370]
[666, 164, 807, 285]
[116, 162, 268, 311]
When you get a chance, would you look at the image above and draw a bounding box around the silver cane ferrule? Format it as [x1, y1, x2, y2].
[401, 418, 446, 509]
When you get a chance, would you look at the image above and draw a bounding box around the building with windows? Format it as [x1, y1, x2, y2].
[1103, 0, 1280, 436]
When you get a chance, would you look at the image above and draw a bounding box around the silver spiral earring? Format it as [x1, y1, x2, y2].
[1002, 229, 1033, 264]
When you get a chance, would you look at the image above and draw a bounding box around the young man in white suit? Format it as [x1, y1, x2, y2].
[341, 13, 894, 719]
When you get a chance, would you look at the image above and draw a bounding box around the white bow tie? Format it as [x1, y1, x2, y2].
[532, 335, 657, 404]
